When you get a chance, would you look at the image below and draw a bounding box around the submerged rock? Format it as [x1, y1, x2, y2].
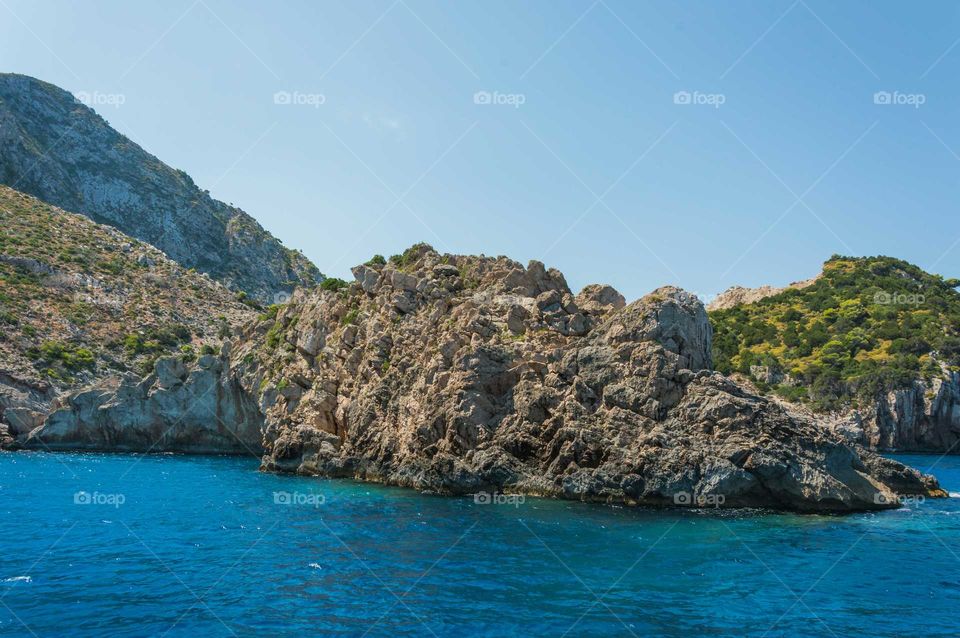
[16, 246, 945, 511]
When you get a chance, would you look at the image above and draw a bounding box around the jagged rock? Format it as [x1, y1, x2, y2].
[750, 365, 784, 385]
[575, 284, 626, 317]
[154, 356, 188, 389]
[433, 264, 460, 278]
[3, 407, 45, 435]
[835, 373, 960, 452]
[707, 278, 817, 311]
[351, 265, 380, 293]
[19, 356, 263, 454]
[242, 247, 940, 511]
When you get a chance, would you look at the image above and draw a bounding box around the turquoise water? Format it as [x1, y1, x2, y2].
[1, 452, 959, 637]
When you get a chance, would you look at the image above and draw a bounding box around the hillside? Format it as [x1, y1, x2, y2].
[0, 73, 321, 302]
[710, 256, 960, 450]
[0, 185, 255, 438]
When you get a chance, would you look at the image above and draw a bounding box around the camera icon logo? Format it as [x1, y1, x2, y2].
[473, 91, 492, 105]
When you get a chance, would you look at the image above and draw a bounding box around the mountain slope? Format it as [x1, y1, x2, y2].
[0, 73, 321, 302]
[0, 185, 255, 439]
[709, 255, 960, 451]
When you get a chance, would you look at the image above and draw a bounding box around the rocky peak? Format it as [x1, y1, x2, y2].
[597, 287, 712, 371]
[707, 278, 817, 311]
[0, 73, 322, 302]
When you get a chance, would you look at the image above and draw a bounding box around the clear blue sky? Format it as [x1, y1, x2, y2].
[3, 0, 960, 301]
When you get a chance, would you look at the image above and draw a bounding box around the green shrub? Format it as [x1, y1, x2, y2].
[320, 277, 349, 292]
[259, 304, 281, 321]
[33, 340, 96, 372]
[265, 322, 283, 349]
[342, 307, 360, 326]
[123, 325, 191, 356]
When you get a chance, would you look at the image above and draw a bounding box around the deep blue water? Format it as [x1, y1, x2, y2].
[1, 452, 959, 637]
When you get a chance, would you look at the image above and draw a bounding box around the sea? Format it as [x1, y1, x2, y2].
[1, 451, 958, 637]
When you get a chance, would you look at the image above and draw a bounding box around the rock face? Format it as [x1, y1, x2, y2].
[0, 73, 321, 302]
[17, 246, 944, 511]
[826, 373, 960, 452]
[20, 349, 263, 454]
[707, 278, 817, 311]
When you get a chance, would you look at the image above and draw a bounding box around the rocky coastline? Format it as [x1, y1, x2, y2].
[11, 245, 946, 512]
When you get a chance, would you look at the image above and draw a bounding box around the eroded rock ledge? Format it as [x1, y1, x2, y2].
[15, 245, 945, 511]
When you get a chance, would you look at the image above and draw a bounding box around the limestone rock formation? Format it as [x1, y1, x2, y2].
[826, 373, 960, 452]
[21, 349, 263, 454]
[707, 278, 818, 311]
[20, 245, 941, 512]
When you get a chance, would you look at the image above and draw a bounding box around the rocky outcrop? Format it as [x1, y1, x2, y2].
[19, 349, 263, 454]
[0, 371, 54, 447]
[824, 373, 960, 452]
[707, 278, 817, 311]
[16, 246, 944, 511]
[0, 73, 321, 302]
[243, 247, 941, 511]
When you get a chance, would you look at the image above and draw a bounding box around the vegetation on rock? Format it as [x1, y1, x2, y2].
[0, 186, 254, 389]
[710, 256, 960, 411]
